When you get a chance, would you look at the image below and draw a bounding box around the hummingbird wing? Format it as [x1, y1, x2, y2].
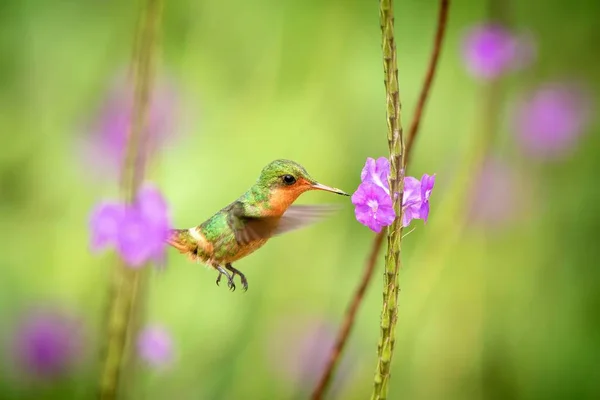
[273, 204, 342, 236]
[227, 203, 342, 246]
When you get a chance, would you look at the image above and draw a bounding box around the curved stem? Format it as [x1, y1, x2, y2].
[404, 0, 450, 168]
[310, 1, 451, 399]
[98, 0, 162, 398]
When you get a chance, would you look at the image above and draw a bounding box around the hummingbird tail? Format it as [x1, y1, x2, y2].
[165, 229, 194, 254]
[165, 227, 210, 264]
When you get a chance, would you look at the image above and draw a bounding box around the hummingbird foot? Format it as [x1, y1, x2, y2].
[215, 265, 236, 291]
[225, 263, 248, 292]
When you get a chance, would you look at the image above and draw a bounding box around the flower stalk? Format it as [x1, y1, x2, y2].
[371, 0, 405, 398]
[98, 0, 163, 398]
[404, 0, 450, 168]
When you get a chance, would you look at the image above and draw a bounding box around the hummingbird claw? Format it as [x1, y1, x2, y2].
[225, 263, 249, 292]
[215, 265, 236, 291]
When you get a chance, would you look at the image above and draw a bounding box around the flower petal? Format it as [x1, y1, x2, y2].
[419, 200, 430, 223]
[89, 202, 125, 252]
[136, 185, 169, 225]
[80, 75, 180, 178]
[137, 325, 174, 368]
[352, 182, 395, 233]
[402, 203, 421, 227]
[359, 157, 375, 182]
[360, 157, 390, 194]
[135, 185, 172, 265]
[116, 208, 155, 268]
[420, 173, 436, 201]
[462, 24, 533, 80]
[401, 173, 436, 226]
[10, 307, 85, 380]
[468, 158, 517, 226]
[351, 182, 368, 206]
[514, 83, 592, 159]
[402, 176, 422, 208]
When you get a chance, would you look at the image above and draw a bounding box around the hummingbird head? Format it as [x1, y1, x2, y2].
[257, 159, 349, 196]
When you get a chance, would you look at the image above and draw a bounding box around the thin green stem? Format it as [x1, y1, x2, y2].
[98, 0, 163, 398]
[371, 0, 405, 399]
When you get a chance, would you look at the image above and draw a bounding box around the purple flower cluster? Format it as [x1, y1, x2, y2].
[137, 325, 174, 368]
[467, 157, 518, 227]
[89, 184, 171, 267]
[9, 307, 85, 380]
[462, 23, 534, 80]
[266, 316, 353, 392]
[80, 75, 179, 178]
[513, 83, 592, 159]
[351, 157, 435, 233]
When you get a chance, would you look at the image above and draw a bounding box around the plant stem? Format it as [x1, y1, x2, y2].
[98, 0, 162, 398]
[310, 2, 450, 399]
[404, 0, 450, 168]
[371, 0, 406, 398]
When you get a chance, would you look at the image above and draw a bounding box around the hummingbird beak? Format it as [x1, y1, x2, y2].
[310, 182, 350, 196]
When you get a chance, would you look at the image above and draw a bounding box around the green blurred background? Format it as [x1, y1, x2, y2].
[1, 0, 599, 399]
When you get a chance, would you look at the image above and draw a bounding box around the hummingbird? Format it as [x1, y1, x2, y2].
[166, 159, 349, 292]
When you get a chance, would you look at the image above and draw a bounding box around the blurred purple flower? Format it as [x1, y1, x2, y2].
[89, 202, 125, 252]
[513, 83, 593, 159]
[9, 307, 85, 380]
[89, 184, 171, 268]
[118, 185, 171, 267]
[352, 157, 436, 232]
[462, 24, 535, 80]
[266, 316, 353, 394]
[467, 157, 519, 227]
[137, 325, 174, 368]
[81, 75, 179, 177]
[117, 209, 158, 267]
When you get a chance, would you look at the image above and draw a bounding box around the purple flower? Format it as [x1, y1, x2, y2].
[352, 182, 395, 233]
[513, 83, 593, 159]
[462, 24, 535, 80]
[89, 202, 125, 252]
[80, 75, 179, 178]
[137, 325, 174, 368]
[360, 157, 390, 194]
[119, 185, 171, 267]
[401, 176, 423, 228]
[352, 157, 436, 231]
[9, 307, 85, 380]
[266, 316, 353, 394]
[89, 184, 171, 268]
[117, 209, 157, 267]
[418, 173, 436, 222]
[467, 158, 518, 227]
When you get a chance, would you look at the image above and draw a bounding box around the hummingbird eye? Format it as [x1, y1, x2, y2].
[282, 174, 296, 185]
